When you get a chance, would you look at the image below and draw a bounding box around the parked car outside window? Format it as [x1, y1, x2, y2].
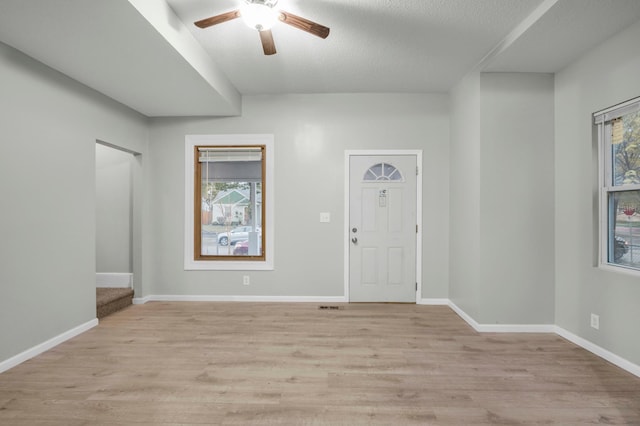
[217, 226, 261, 246]
[233, 239, 263, 255]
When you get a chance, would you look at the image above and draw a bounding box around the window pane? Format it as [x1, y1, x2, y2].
[608, 191, 640, 268]
[197, 146, 264, 259]
[363, 162, 404, 181]
[611, 110, 640, 186]
[201, 181, 262, 256]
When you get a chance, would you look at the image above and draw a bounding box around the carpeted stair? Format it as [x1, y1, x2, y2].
[96, 287, 134, 319]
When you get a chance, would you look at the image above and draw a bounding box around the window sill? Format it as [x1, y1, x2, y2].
[598, 262, 640, 277]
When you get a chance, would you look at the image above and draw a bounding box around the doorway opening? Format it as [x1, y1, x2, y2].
[95, 142, 138, 317]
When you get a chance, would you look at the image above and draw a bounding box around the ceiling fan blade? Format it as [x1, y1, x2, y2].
[259, 30, 277, 55]
[194, 10, 241, 29]
[278, 11, 330, 39]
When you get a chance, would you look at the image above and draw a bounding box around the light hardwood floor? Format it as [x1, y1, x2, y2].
[1, 302, 639, 425]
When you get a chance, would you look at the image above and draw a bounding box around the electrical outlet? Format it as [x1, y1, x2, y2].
[243, 275, 250, 286]
[590, 313, 600, 330]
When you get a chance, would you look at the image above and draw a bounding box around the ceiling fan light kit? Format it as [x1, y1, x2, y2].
[194, 0, 329, 56]
[240, 0, 279, 31]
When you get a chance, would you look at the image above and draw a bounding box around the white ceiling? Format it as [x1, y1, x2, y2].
[167, 0, 543, 94]
[1, 0, 640, 117]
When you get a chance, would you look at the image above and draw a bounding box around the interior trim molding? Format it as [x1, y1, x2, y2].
[132, 296, 152, 305]
[0, 318, 98, 374]
[447, 300, 481, 331]
[448, 300, 640, 378]
[184, 134, 275, 271]
[132, 295, 348, 304]
[418, 298, 449, 305]
[96, 273, 133, 288]
[448, 301, 554, 333]
[554, 325, 640, 378]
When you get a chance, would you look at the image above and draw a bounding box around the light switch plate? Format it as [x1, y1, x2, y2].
[320, 212, 331, 223]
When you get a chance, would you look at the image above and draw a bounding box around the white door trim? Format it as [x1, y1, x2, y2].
[344, 150, 423, 302]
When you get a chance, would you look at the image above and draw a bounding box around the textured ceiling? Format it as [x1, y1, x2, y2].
[483, 0, 640, 72]
[167, 0, 544, 94]
[1, 0, 640, 117]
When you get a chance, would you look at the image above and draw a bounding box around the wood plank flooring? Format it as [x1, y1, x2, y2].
[1, 302, 639, 425]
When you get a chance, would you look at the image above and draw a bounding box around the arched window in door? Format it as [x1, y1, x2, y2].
[363, 162, 403, 181]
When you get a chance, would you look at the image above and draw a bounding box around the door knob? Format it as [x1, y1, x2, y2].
[351, 237, 358, 244]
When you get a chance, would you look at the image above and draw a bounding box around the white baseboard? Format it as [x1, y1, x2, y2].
[418, 298, 449, 305]
[475, 323, 557, 333]
[447, 300, 481, 331]
[554, 326, 640, 378]
[448, 300, 640, 378]
[448, 301, 555, 333]
[96, 273, 132, 288]
[0, 318, 98, 374]
[132, 295, 348, 304]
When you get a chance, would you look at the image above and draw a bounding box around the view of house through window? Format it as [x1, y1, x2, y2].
[596, 97, 640, 270]
[195, 146, 265, 260]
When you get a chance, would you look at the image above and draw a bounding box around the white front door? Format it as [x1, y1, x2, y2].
[349, 155, 417, 302]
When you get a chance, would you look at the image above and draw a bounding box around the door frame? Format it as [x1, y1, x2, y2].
[344, 150, 423, 302]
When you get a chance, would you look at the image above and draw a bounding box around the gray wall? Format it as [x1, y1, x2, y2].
[449, 72, 481, 319]
[555, 20, 640, 365]
[145, 94, 450, 299]
[478, 73, 555, 324]
[3, 16, 640, 371]
[96, 144, 133, 273]
[0, 41, 147, 362]
[450, 72, 556, 325]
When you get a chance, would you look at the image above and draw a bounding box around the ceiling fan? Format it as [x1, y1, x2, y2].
[194, 0, 330, 56]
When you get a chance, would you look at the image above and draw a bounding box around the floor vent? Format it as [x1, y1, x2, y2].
[318, 305, 343, 310]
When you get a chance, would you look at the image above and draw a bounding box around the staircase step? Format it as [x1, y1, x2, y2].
[96, 287, 134, 319]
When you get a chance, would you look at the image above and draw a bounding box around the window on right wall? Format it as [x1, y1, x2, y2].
[595, 96, 640, 271]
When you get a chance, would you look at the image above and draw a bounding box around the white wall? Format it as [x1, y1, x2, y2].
[96, 144, 133, 274]
[450, 72, 555, 325]
[146, 94, 449, 299]
[0, 41, 147, 363]
[555, 20, 640, 365]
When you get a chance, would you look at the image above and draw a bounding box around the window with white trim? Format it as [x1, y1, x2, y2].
[184, 135, 274, 271]
[595, 96, 640, 271]
[196, 146, 264, 260]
